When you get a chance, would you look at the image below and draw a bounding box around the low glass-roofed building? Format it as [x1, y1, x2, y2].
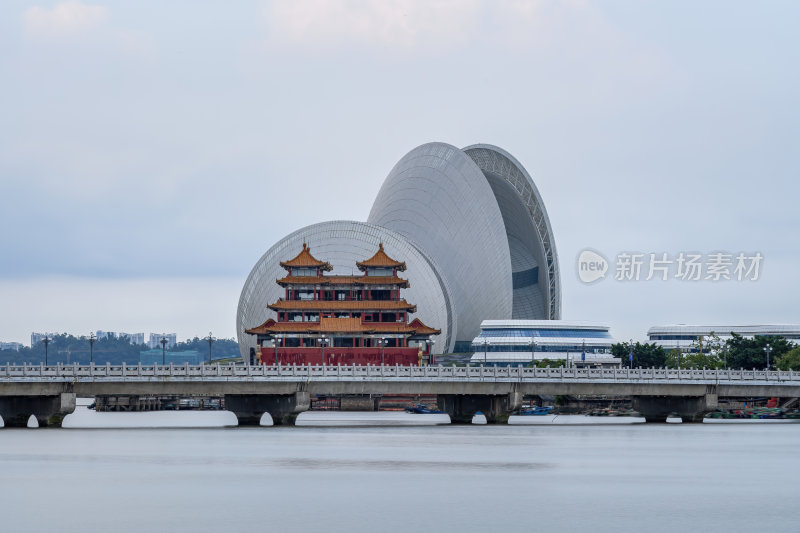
[470, 320, 620, 367]
[647, 324, 800, 353]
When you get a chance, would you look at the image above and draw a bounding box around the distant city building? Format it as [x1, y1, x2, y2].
[96, 331, 146, 345]
[0, 342, 23, 351]
[126, 332, 146, 345]
[647, 324, 800, 353]
[471, 320, 620, 367]
[139, 349, 202, 365]
[148, 333, 177, 349]
[31, 332, 61, 346]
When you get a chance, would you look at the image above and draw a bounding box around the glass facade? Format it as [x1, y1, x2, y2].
[476, 328, 611, 339]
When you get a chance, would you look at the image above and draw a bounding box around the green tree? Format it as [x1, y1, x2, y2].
[669, 332, 724, 369]
[725, 333, 794, 370]
[664, 348, 681, 369]
[776, 346, 800, 371]
[671, 351, 723, 369]
[535, 358, 566, 368]
[611, 342, 666, 367]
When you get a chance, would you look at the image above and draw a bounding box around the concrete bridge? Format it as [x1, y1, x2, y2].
[1, 363, 799, 425]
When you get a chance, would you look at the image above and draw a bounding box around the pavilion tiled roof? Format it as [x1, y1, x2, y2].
[268, 299, 416, 312]
[279, 243, 333, 271]
[356, 243, 406, 271]
[244, 317, 439, 336]
[408, 318, 442, 336]
[276, 275, 409, 288]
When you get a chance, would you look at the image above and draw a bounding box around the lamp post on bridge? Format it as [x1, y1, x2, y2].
[530, 338, 536, 367]
[160, 335, 168, 365]
[581, 340, 586, 367]
[319, 336, 329, 366]
[88, 332, 96, 364]
[205, 332, 215, 363]
[484, 339, 488, 366]
[629, 339, 634, 369]
[43, 335, 50, 366]
[428, 339, 435, 365]
[381, 337, 387, 366]
[764, 343, 772, 370]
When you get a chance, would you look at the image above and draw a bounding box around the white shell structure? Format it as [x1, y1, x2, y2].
[369, 142, 561, 348]
[237, 141, 560, 356]
[236, 221, 455, 356]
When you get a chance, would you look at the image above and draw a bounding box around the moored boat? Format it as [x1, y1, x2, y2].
[703, 407, 800, 424]
[405, 404, 446, 414]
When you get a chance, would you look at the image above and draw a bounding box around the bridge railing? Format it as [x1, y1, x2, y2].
[1, 362, 799, 383]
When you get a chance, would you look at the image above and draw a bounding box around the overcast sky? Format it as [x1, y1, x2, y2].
[1, 1, 798, 345]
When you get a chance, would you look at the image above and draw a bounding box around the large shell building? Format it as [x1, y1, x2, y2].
[237, 142, 561, 357]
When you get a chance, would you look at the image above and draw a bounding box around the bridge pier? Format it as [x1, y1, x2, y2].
[224, 392, 310, 426]
[632, 393, 718, 422]
[0, 393, 76, 427]
[438, 392, 522, 423]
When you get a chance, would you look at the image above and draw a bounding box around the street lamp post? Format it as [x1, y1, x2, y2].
[381, 337, 387, 366]
[88, 332, 96, 364]
[43, 335, 50, 366]
[319, 337, 329, 366]
[629, 339, 634, 369]
[484, 339, 488, 366]
[274, 336, 280, 366]
[205, 332, 215, 363]
[723, 345, 728, 369]
[429, 339, 436, 365]
[764, 343, 772, 370]
[531, 338, 536, 367]
[160, 335, 168, 365]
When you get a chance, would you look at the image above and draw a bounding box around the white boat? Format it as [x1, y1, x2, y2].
[295, 411, 451, 426]
[666, 416, 683, 424]
[508, 414, 646, 425]
[702, 418, 800, 424]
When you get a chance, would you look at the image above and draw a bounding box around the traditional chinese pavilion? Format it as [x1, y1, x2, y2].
[245, 243, 441, 366]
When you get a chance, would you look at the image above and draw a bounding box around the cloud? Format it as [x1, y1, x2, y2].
[21, 1, 154, 54]
[256, 0, 658, 69]
[261, 0, 479, 50]
[23, 0, 109, 39]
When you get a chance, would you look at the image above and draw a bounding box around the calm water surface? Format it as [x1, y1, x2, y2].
[1, 424, 798, 532]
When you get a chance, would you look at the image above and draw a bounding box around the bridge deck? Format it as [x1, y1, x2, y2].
[0, 363, 797, 386]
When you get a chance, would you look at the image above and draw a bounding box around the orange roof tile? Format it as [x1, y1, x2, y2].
[276, 275, 409, 288]
[319, 317, 362, 332]
[356, 243, 406, 271]
[245, 318, 438, 336]
[279, 243, 333, 271]
[408, 318, 442, 336]
[268, 299, 416, 312]
[244, 318, 278, 335]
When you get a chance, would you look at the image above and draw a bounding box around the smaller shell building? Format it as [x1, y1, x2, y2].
[237, 142, 562, 360]
[245, 243, 440, 366]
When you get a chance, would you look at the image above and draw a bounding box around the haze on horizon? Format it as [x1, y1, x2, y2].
[1, 1, 798, 346]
